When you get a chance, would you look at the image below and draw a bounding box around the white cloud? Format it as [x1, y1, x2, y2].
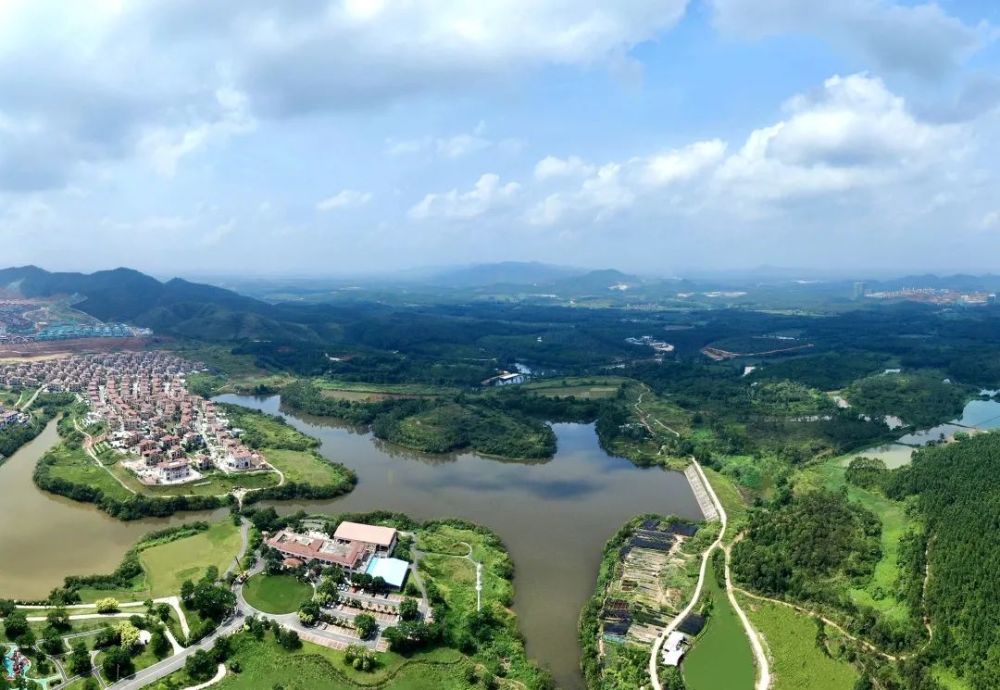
[710, 0, 985, 79]
[409, 173, 520, 220]
[316, 189, 373, 211]
[534, 156, 596, 180]
[528, 73, 964, 226]
[138, 87, 255, 176]
[386, 122, 506, 159]
[643, 140, 727, 186]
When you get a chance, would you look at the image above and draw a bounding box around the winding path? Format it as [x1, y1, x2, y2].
[648, 459, 770, 690]
[75, 418, 137, 495]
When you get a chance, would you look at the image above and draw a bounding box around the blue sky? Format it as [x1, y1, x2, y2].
[0, 0, 998, 277]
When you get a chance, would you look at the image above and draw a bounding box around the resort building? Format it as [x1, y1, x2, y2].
[267, 522, 402, 575]
[333, 521, 398, 556]
[365, 556, 410, 589]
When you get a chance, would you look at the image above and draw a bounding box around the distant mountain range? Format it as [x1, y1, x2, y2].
[0, 266, 292, 342]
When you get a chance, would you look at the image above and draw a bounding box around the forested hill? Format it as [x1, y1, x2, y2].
[0, 265, 284, 340]
[889, 433, 1000, 689]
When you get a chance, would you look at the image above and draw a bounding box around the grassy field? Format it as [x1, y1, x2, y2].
[801, 456, 915, 622]
[243, 574, 313, 614]
[109, 463, 281, 497]
[702, 467, 749, 527]
[736, 592, 859, 690]
[683, 565, 755, 690]
[315, 378, 459, 397]
[416, 524, 514, 616]
[140, 520, 243, 597]
[522, 376, 627, 398]
[264, 448, 351, 486]
[154, 631, 472, 690]
[43, 441, 135, 501]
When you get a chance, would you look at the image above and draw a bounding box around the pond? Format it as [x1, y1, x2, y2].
[216, 394, 701, 689]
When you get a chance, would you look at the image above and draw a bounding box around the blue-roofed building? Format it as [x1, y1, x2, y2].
[365, 556, 410, 589]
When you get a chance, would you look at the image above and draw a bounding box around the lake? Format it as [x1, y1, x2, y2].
[846, 397, 1000, 468]
[0, 420, 224, 600]
[218, 395, 701, 689]
[0, 397, 701, 689]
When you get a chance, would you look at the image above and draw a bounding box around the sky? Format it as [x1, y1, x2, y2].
[0, 0, 999, 278]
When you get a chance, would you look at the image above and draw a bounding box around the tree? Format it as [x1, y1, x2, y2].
[115, 621, 143, 653]
[276, 628, 301, 651]
[46, 607, 70, 632]
[3, 611, 28, 640]
[189, 582, 236, 622]
[185, 650, 217, 682]
[399, 598, 419, 621]
[95, 598, 120, 614]
[298, 600, 320, 626]
[93, 627, 118, 649]
[180, 579, 195, 603]
[41, 626, 65, 655]
[70, 641, 92, 676]
[102, 646, 135, 681]
[354, 614, 377, 640]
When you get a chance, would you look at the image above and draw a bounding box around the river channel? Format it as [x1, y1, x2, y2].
[0, 396, 701, 688]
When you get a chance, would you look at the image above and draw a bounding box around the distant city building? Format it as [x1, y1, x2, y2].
[853, 281, 867, 300]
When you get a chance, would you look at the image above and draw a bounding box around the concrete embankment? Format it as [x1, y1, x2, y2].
[684, 464, 720, 522]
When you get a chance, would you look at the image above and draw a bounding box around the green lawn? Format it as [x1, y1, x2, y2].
[263, 448, 351, 486]
[141, 520, 243, 597]
[683, 563, 755, 690]
[43, 441, 135, 501]
[736, 593, 859, 690]
[243, 574, 313, 614]
[703, 467, 749, 527]
[416, 524, 514, 616]
[150, 631, 472, 690]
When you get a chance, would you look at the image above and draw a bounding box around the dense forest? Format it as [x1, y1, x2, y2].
[887, 435, 1000, 689]
[732, 490, 882, 601]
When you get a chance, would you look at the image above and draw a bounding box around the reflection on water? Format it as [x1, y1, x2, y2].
[216, 395, 701, 690]
[0, 421, 224, 600]
[849, 397, 1000, 468]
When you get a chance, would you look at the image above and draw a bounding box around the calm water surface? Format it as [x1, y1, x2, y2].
[0, 421, 223, 600]
[0, 398, 700, 688]
[848, 397, 1000, 467]
[218, 394, 701, 689]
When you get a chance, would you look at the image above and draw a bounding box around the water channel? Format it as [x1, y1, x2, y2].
[0, 395, 701, 689]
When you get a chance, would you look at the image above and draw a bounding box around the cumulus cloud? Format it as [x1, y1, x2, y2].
[529, 73, 962, 226]
[409, 173, 520, 220]
[133, 0, 691, 116]
[534, 156, 596, 180]
[710, 0, 986, 79]
[0, 1, 687, 191]
[316, 190, 373, 211]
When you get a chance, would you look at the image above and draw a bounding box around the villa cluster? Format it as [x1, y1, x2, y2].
[0, 351, 268, 485]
